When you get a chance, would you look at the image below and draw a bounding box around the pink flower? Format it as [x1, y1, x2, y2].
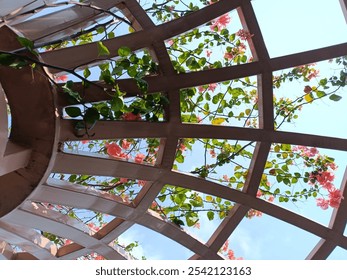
[54, 75, 68, 82]
[121, 140, 131, 150]
[307, 69, 319, 80]
[256, 190, 263, 198]
[119, 177, 128, 183]
[106, 143, 122, 157]
[227, 249, 235, 260]
[222, 240, 229, 252]
[206, 49, 212, 57]
[210, 149, 216, 158]
[138, 180, 146, 187]
[134, 153, 145, 163]
[81, 140, 89, 144]
[122, 112, 141, 121]
[268, 196, 275, 203]
[179, 143, 186, 152]
[222, 174, 229, 181]
[197, 86, 205, 93]
[316, 198, 329, 210]
[208, 83, 217, 92]
[236, 29, 253, 40]
[210, 14, 231, 32]
[328, 189, 343, 208]
[224, 52, 233, 60]
[167, 40, 174, 46]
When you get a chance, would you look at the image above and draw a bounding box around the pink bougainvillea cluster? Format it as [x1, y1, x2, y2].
[293, 145, 343, 210]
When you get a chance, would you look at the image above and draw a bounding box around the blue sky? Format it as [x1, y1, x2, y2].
[118, 0, 347, 260]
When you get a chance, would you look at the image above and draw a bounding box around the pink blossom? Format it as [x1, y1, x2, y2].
[138, 180, 146, 187]
[119, 177, 128, 183]
[106, 143, 122, 157]
[326, 162, 337, 170]
[328, 188, 343, 208]
[179, 143, 186, 152]
[208, 83, 217, 91]
[121, 140, 131, 150]
[122, 112, 141, 121]
[206, 49, 212, 57]
[224, 52, 233, 60]
[197, 86, 205, 93]
[227, 249, 235, 260]
[222, 174, 229, 181]
[236, 29, 253, 40]
[307, 69, 319, 80]
[210, 149, 216, 158]
[81, 140, 89, 144]
[222, 240, 229, 252]
[135, 153, 146, 163]
[316, 198, 329, 210]
[54, 75, 68, 82]
[210, 14, 231, 32]
[166, 39, 174, 46]
[256, 190, 263, 198]
[193, 222, 201, 229]
[268, 196, 275, 203]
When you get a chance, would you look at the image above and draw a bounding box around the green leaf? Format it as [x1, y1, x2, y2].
[329, 94, 342, 101]
[97, 41, 110, 56]
[65, 106, 82, 117]
[118, 46, 131, 57]
[83, 67, 91, 79]
[135, 78, 148, 93]
[211, 118, 225, 125]
[127, 65, 137, 77]
[83, 107, 100, 124]
[175, 154, 184, 163]
[110, 96, 124, 112]
[207, 211, 214, 221]
[17, 36, 37, 55]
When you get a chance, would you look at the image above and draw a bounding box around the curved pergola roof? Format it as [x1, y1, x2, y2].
[0, 0, 346, 260]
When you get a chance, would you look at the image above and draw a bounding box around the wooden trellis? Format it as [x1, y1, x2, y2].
[0, 0, 346, 260]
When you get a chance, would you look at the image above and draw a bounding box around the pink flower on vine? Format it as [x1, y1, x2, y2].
[54, 75, 68, 82]
[206, 49, 212, 57]
[135, 153, 145, 163]
[106, 143, 122, 157]
[208, 83, 217, 92]
[167, 39, 174, 46]
[224, 52, 233, 60]
[138, 180, 146, 187]
[307, 69, 319, 80]
[121, 140, 131, 150]
[227, 249, 235, 260]
[119, 177, 128, 183]
[222, 240, 229, 252]
[256, 189, 263, 198]
[210, 149, 216, 158]
[236, 29, 253, 41]
[122, 112, 141, 121]
[328, 188, 343, 208]
[222, 174, 229, 181]
[210, 14, 231, 31]
[81, 140, 89, 144]
[316, 198, 329, 210]
[198, 86, 205, 93]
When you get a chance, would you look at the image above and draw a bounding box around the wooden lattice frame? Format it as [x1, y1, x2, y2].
[0, 0, 346, 260]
